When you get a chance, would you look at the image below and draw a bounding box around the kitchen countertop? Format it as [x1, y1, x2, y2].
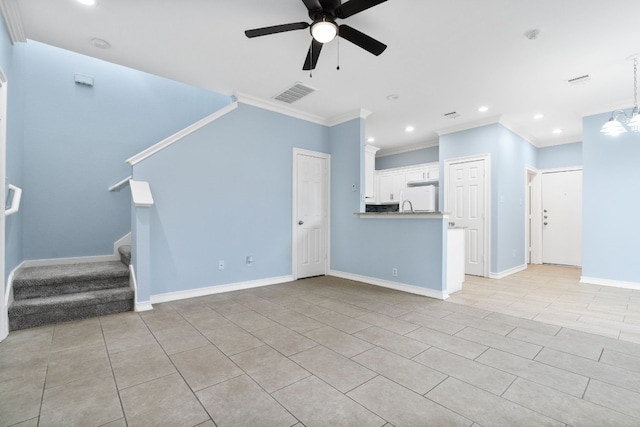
[356, 211, 449, 219]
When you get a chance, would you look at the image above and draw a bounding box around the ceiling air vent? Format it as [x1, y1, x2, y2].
[567, 74, 591, 86]
[443, 111, 461, 119]
[273, 82, 316, 104]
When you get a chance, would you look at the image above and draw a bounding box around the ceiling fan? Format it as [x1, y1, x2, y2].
[244, 0, 388, 70]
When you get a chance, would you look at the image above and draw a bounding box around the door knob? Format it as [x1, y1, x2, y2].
[544, 216, 548, 219]
[298, 220, 304, 225]
[544, 222, 548, 225]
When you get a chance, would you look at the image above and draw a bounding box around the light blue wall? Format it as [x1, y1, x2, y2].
[439, 124, 536, 275]
[0, 19, 27, 283]
[330, 119, 446, 291]
[21, 41, 231, 260]
[376, 146, 439, 170]
[133, 104, 329, 295]
[582, 110, 640, 283]
[538, 141, 582, 170]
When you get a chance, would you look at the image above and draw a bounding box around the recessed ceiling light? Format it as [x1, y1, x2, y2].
[534, 114, 544, 120]
[405, 126, 415, 133]
[91, 38, 111, 49]
[367, 137, 375, 143]
[386, 94, 400, 101]
[552, 129, 563, 134]
[77, 0, 97, 5]
[478, 106, 489, 113]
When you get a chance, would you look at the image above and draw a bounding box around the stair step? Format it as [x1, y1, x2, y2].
[9, 287, 134, 331]
[118, 245, 131, 266]
[13, 261, 129, 300]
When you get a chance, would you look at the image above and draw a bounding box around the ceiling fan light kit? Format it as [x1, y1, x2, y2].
[245, 0, 388, 70]
[601, 56, 640, 136]
[311, 18, 338, 43]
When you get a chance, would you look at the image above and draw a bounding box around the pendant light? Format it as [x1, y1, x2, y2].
[601, 57, 640, 136]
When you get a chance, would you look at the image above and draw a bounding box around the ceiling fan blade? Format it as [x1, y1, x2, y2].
[245, 22, 309, 38]
[335, 0, 387, 19]
[338, 25, 387, 56]
[303, 39, 323, 70]
[301, 0, 322, 12]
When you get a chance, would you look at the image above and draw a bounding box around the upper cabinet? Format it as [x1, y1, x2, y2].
[373, 162, 440, 204]
[364, 145, 380, 200]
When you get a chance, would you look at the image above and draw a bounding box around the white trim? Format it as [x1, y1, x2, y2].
[114, 233, 131, 254]
[540, 166, 583, 174]
[130, 180, 154, 207]
[377, 139, 439, 158]
[235, 93, 369, 128]
[436, 115, 502, 136]
[292, 148, 331, 280]
[498, 117, 536, 146]
[0, 70, 7, 341]
[0, 0, 26, 44]
[580, 276, 640, 291]
[150, 275, 294, 304]
[330, 270, 448, 300]
[108, 176, 131, 192]
[489, 264, 527, 279]
[235, 93, 327, 125]
[129, 264, 153, 312]
[443, 154, 491, 278]
[526, 166, 542, 265]
[4, 184, 21, 216]
[126, 102, 238, 166]
[326, 109, 371, 127]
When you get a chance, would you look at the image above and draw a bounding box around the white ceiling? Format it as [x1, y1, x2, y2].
[13, 0, 640, 153]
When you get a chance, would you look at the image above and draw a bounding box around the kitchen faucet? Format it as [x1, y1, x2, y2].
[402, 199, 414, 213]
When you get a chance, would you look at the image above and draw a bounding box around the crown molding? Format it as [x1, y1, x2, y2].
[497, 116, 536, 146]
[326, 108, 372, 127]
[435, 114, 502, 136]
[235, 92, 328, 126]
[377, 139, 439, 157]
[0, 0, 26, 44]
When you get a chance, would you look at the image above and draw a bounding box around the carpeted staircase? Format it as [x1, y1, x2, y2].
[8, 245, 134, 331]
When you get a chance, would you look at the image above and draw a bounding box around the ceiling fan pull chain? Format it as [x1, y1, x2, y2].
[337, 35, 340, 70]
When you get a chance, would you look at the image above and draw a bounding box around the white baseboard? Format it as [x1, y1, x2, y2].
[489, 264, 527, 280]
[329, 270, 448, 300]
[135, 301, 154, 312]
[580, 276, 640, 291]
[114, 233, 131, 254]
[5, 261, 22, 307]
[149, 275, 295, 305]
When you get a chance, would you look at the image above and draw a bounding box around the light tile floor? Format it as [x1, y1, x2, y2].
[2, 265, 640, 426]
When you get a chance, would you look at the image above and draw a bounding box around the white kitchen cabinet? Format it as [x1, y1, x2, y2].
[405, 168, 427, 184]
[364, 145, 380, 200]
[377, 171, 406, 203]
[426, 165, 440, 181]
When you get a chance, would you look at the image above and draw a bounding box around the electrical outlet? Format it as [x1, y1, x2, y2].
[246, 256, 253, 266]
[392, 267, 398, 277]
[218, 260, 225, 270]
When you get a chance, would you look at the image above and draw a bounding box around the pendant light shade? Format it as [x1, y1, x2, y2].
[600, 116, 627, 136]
[601, 57, 640, 136]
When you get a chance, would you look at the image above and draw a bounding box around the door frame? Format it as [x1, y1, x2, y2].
[443, 154, 491, 278]
[291, 148, 331, 280]
[539, 166, 583, 266]
[525, 166, 542, 265]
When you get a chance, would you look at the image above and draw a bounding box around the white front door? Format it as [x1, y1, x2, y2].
[448, 159, 486, 276]
[542, 170, 582, 267]
[293, 149, 329, 279]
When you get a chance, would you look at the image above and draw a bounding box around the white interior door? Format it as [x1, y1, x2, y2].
[542, 170, 582, 267]
[294, 150, 329, 279]
[448, 159, 486, 276]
